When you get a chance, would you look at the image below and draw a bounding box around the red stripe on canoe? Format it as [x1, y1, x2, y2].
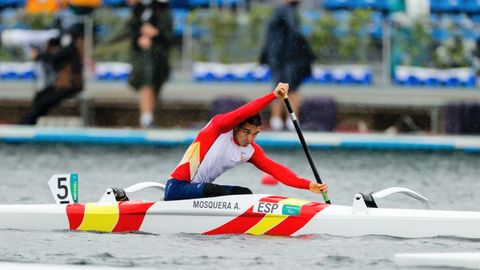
[112, 201, 155, 232]
[203, 196, 286, 235]
[66, 203, 85, 230]
[264, 202, 329, 236]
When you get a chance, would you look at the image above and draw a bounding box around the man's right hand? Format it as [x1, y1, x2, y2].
[273, 82, 289, 99]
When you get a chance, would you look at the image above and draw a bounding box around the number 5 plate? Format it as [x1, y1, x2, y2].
[48, 173, 79, 204]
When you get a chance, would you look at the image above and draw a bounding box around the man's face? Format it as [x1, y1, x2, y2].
[234, 123, 261, 147]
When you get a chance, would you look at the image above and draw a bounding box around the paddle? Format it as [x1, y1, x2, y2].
[283, 97, 331, 204]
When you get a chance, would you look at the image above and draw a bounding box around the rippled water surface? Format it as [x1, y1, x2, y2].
[1, 143, 479, 269]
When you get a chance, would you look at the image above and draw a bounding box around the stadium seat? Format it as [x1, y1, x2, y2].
[0, 0, 25, 8]
[463, 0, 480, 13]
[102, 0, 125, 6]
[430, 0, 461, 13]
[323, 0, 350, 10]
[355, 0, 379, 9]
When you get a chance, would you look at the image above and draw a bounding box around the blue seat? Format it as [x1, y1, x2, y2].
[341, 73, 355, 84]
[471, 14, 480, 24]
[172, 9, 188, 36]
[0, 0, 25, 8]
[102, 0, 125, 6]
[425, 77, 441, 86]
[430, 0, 461, 13]
[243, 72, 256, 82]
[22, 71, 36, 80]
[355, 0, 379, 9]
[117, 74, 129, 81]
[222, 73, 236, 82]
[323, 0, 350, 10]
[187, 0, 210, 8]
[460, 27, 476, 40]
[217, 0, 241, 7]
[445, 77, 461, 87]
[358, 73, 373, 85]
[463, 76, 476, 87]
[195, 72, 215, 82]
[463, 0, 480, 13]
[405, 75, 421, 86]
[373, 0, 389, 10]
[431, 27, 452, 41]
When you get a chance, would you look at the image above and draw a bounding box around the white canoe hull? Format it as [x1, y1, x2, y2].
[1, 194, 480, 238]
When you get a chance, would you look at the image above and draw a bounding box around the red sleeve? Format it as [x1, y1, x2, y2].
[248, 142, 311, 190]
[212, 93, 276, 133]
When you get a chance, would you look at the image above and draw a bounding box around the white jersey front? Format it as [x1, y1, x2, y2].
[191, 130, 254, 184]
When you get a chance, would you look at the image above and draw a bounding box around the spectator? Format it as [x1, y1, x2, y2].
[31, 37, 61, 91]
[260, 0, 314, 131]
[19, 24, 85, 125]
[128, 0, 174, 128]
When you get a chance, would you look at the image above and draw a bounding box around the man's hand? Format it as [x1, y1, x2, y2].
[141, 23, 159, 38]
[309, 182, 328, 193]
[273, 82, 289, 98]
[138, 35, 152, 49]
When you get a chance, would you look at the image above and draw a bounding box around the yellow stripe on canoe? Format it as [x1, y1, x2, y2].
[246, 198, 310, 236]
[77, 203, 119, 232]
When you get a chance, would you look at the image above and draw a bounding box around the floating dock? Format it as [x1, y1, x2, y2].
[1, 125, 480, 152]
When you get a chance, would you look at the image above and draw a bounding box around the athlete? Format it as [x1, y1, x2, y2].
[164, 82, 328, 201]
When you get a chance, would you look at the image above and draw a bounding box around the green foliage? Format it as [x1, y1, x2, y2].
[208, 9, 238, 63]
[93, 39, 130, 62]
[409, 20, 434, 66]
[309, 9, 375, 64]
[310, 12, 339, 63]
[21, 13, 55, 29]
[247, 5, 272, 57]
[390, 17, 471, 69]
[188, 5, 272, 63]
[339, 9, 372, 63]
[187, 10, 210, 62]
[93, 8, 130, 61]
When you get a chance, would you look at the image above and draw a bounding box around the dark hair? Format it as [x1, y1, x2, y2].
[239, 113, 262, 127]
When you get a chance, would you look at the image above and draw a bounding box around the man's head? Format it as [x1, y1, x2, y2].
[285, 0, 301, 7]
[233, 113, 262, 147]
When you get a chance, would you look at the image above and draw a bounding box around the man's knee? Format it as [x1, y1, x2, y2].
[203, 183, 229, 197]
[231, 186, 252, 195]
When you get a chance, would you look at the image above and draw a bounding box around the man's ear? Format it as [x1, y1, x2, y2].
[233, 125, 240, 135]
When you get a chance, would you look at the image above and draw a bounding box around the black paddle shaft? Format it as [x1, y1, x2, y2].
[283, 97, 331, 204]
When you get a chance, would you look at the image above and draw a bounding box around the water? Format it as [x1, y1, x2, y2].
[1, 143, 480, 269]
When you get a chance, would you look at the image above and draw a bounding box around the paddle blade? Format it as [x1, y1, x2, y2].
[322, 192, 331, 204]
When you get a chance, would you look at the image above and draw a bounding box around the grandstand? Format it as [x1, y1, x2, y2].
[0, 0, 479, 134]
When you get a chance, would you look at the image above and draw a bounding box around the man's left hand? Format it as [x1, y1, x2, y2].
[309, 182, 328, 193]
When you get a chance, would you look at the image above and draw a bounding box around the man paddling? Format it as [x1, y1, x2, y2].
[164, 83, 328, 201]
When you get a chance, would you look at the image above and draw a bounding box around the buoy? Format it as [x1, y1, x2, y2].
[261, 174, 278, 185]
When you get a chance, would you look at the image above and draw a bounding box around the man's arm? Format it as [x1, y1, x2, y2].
[249, 143, 311, 190]
[212, 93, 275, 133]
[212, 83, 289, 133]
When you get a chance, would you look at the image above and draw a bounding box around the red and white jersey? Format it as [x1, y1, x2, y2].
[191, 130, 254, 183]
[170, 93, 311, 190]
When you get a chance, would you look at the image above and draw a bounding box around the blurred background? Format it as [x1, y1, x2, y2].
[1, 0, 480, 135]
